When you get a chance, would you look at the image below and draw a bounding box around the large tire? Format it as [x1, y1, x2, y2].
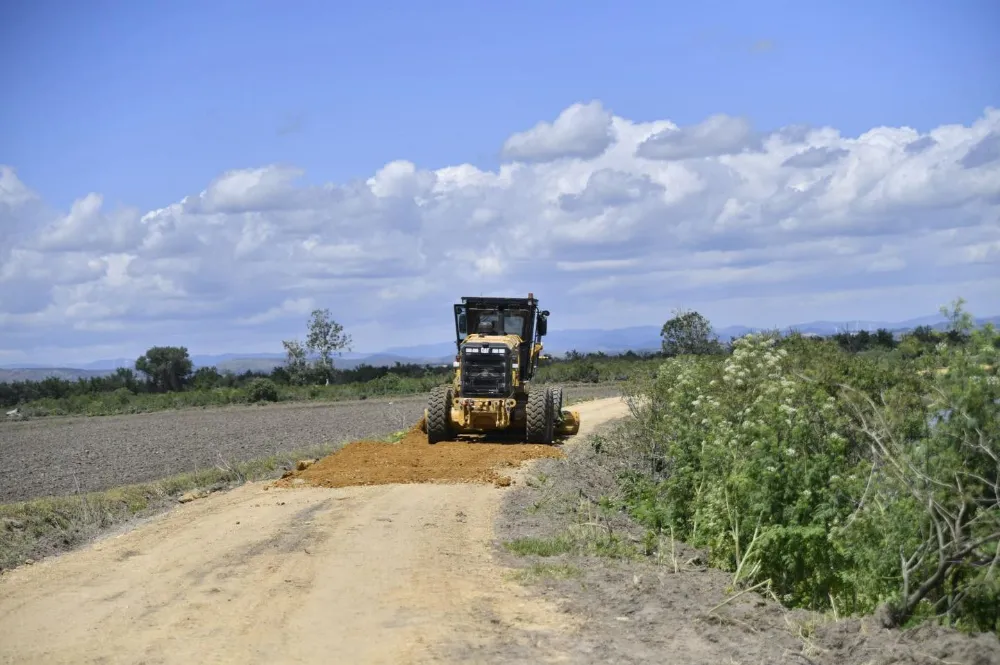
[526, 386, 554, 444]
[544, 387, 556, 442]
[551, 387, 564, 424]
[426, 385, 452, 444]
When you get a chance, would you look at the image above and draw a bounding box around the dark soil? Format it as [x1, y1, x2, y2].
[0, 385, 620, 503]
[486, 420, 1000, 665]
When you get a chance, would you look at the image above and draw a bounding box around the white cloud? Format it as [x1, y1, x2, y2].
[189, 165, 305, 213]
[501, 101, 615, 163]
[237, 297, 316, 325]
[2, 103, 999, 363]
[637, 114, 759, 160]
[33, 193, 144, 253]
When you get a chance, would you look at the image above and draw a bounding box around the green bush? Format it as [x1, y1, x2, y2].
[245, 378, 280, 403]
[611, 309, 999, 633]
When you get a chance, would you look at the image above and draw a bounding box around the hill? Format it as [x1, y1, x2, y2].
[0, 367, 117, 383]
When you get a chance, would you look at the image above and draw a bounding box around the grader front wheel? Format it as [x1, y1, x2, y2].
[426, 385, 453, 444]
[526, 387, 554, 444]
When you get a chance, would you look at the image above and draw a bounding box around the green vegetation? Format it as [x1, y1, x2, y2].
[588, 298, 999, 634]
[504, 535, 575, 557]
[0, 308, 458, 417]
[0, 371, 454, 418]
[244, 377, 280, 403]
[507, 563, 583, 583]
[533, 350, 660, 385]
[0, 305, 650, 418]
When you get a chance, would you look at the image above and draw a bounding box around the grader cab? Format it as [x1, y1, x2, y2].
[424, 293, 580, 444]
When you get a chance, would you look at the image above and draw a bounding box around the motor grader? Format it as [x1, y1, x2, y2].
[424, 293, 580, 444]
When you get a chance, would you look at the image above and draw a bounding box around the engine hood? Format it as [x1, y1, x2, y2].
[460, 334, 521, 351]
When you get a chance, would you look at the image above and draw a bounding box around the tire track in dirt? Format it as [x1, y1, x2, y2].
[0, 396, 630, 665]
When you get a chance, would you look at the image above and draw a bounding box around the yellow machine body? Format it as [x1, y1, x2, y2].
[423, 293, 578, 445]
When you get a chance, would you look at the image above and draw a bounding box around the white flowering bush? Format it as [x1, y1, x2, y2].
[616, 301, 1000, 633]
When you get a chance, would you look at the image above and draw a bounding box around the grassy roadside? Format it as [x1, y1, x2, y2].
[492, 417, 1000, 665]
[0, 437, 387, 572]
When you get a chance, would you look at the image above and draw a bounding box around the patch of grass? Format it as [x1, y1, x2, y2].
[524, 472, 551, 489]
[503, 531, 637, 559]
[0, 442, 341, 572]
[508, 562, 583, 583]
[504, 535, 575, 557]
[385, 429, 409, 443]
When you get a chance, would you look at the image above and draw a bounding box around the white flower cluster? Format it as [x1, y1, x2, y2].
[723, 334, 787, 387]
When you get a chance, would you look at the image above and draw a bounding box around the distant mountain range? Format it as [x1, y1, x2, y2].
[3, 313, 997, 383]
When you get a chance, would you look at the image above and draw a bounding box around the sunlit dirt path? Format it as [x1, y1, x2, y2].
[0, 397, 629, 665]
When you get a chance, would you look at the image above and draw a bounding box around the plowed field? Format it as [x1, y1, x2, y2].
[0, 385, 621, 503]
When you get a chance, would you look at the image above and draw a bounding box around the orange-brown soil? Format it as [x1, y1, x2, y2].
[274, 423, 565, 490]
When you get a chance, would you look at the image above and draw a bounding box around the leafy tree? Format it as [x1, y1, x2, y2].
[190, 366, 223, 391]
[912, 325, 938, 344]
[281, 308, 352, 384]
[111, 367, 140, 393]
[282, 339, 310, 385]
[660, 309, 721, 356]
[941, 296, 974, 345]
[873, 328, 897, 349]
[306, 308, 353, 376]
[134, 346, 193, 392]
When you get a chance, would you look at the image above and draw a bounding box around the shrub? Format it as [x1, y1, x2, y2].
[611, 311, 999, 633]
[245, 378, 279, 403]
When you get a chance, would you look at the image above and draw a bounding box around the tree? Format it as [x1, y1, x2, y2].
[941, 296, 974, 345]
[190, 366, 223, 390]
[281, 309, 352, 384]
[135, 346, 193, 392]
[912, 325, 939, 344]
[873, 328, 897, 350]
[306, 308, 353, 375]
[282, 339, 310, 385]
[660, 309, 721, 356]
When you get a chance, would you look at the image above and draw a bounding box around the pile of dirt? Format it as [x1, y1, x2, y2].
[273, 423, 565, 489]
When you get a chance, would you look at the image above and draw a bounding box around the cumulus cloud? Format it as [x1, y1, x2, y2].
[637, 114, 759, 160]
[2, 104, 999, 363]
[501, 101, 614, 162]
[781, 146, 850, 168]
[960, 132, 1000, 169]
[905, 136, 937, 154]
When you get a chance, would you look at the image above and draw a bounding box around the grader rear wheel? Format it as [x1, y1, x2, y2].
[551, 387, 564, 424]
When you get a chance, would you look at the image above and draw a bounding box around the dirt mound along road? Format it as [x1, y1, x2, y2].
[274, 424, 565, 490]
[0, 397, 630, 665]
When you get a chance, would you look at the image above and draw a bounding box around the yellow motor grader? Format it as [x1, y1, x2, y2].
[424, 293, 580, 444]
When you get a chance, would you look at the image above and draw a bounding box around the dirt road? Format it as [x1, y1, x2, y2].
[0, 397, 629, 665]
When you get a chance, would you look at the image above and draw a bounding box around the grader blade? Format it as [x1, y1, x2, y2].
[556, 409, 580, 436]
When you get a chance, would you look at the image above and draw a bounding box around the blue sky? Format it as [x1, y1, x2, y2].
[1, 0, 998, 363]
[5, 0, 997, 210]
